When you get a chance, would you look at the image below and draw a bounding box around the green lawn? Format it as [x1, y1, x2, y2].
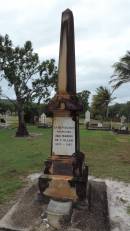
[80, 128, 130, 182]
[0, 125, 130, 203]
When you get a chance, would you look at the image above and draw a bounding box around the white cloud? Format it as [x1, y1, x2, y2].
[0, 0, 130, 103]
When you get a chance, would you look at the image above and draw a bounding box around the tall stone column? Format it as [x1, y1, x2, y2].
[39, 9, 88, 201]
[58, 9, 76, 95]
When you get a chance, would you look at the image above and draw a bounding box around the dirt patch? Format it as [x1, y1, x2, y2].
[27, 133, 43, 139]
[118, 154, 130, 164]
[0, 182, 28, 220]
[12, 133, 43, 139]
[117, 138, 128, 143]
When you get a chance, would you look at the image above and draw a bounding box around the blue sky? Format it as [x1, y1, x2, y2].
[0, 0, 130, 103]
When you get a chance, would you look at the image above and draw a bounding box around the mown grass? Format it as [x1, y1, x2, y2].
[0, 125, 130, 203]
[0, 126, 51, 203]
[80, 128, 130, 182]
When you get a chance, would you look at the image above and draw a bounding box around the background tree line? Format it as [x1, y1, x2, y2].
[0, 34, 58, 136]
[1, 34, 130, 134]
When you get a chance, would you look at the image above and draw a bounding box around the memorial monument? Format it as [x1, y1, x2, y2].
[39, 9, 88, 201]
[0, 9, 110, 231]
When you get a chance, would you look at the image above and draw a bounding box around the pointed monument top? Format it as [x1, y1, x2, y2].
[62, 8, 73, 14]
[58, 8, 76, 95]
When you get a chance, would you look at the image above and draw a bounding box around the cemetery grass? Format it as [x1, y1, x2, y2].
[0, 125, 130, 204]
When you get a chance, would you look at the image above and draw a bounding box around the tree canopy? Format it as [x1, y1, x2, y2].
[110, 51, 130, 90]
[91, 86, 114, 119]
[0, 34, 58, 136]
[77, 90, 90, 113]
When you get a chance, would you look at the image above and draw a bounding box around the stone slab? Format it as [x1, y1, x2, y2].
[0, 180, 110, 231]
[46, 200, 72, 229]
[71, 180, 110, 231]
[52, 117, 75, 156]
[0, 184, 46, 231]
[47, 200, 72, 215]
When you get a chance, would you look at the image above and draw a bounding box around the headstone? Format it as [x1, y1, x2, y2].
[6, 110, 11, 116]
[39, 9, 88, 202]
[120, 125, 127, 131]
[39, 113, 47, 124]
[84, 110, 90, 124]
[120, 115, 126, 125]
[98, 122, 103, 128]
[53, 117, 75, 156]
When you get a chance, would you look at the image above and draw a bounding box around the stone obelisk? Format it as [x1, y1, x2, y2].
[58, 9, 76, 95]
[39, 9, 88, 201]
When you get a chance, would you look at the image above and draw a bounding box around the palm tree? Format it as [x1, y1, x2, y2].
[110, 51, 130, 89]
[91, 86, 115, 119]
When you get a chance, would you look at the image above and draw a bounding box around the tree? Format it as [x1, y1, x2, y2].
[110, 51, 130, 89]
[0, 34, 57, 136]
[109, 101, 130, 121]
[0, 99, 16, 114]
[77, 90, 90, 113]
[91, 86, 115, 120]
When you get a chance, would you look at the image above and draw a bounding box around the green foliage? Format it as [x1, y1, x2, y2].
[77, 90, 90, 113]
[0, 34, 57, 136]
[0, 99, 16, 114]
[110, 51, 130, 89]
[0, 34, 57, 104]
[109, 101, 130, 120]
[32, 59, 58, 104]
[91, 86, 114, 119]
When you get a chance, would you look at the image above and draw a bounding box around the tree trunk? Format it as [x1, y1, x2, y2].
[16, 106, 29, 137]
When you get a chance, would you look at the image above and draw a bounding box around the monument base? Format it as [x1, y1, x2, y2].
[0, 180, 110, 231]
[39, 154, 88, 201]
[46, 200, 72, 229]
[39, 171, 88, 201]
[39, 174, 77, 201]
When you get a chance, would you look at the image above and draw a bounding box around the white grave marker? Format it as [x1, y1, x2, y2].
[84, 110, 90, 124]
[52, 117, 75, 156]
[39, 113, 47, 124]
[120, 115, 126, 125]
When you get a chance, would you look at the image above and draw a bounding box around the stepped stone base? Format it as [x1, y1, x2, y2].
[0, 180, 110, 231]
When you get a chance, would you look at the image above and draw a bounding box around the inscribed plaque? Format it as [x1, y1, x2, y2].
[52, 117, 75, 156]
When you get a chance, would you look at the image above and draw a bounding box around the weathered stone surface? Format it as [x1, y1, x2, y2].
[47, 200, 72, 229]
[58, 9, 76, 95]
[71, 180, 110, 231]
[52, 117, 75, 156]
[39, 174, 78, 201]
[67, 228, 82, 231]
[0, 180, 110, 231]
[0, 184, 46, 231]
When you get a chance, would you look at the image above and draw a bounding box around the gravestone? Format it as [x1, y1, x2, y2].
[98, 122, 103, 128]
[39, 113, 47, 124]
[84, 110, 90, 128]
[120, 115, 128, 133]
[84, 110, 90, 129]
[39, 9, 88, 201]
[85, 110, 90, 123]
[120, 115, 126, 125]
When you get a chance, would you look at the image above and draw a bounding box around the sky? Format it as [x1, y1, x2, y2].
[0, 0, 130, 104]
